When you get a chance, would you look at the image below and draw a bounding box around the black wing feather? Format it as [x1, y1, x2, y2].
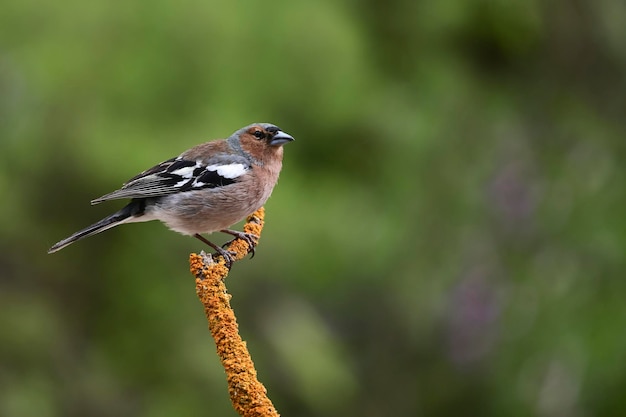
[91, 155, 249, 205]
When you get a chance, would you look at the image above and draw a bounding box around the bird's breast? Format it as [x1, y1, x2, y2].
[147, 167, 280, 235]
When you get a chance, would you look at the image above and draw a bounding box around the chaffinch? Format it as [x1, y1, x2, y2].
[48, 123, 294, 267]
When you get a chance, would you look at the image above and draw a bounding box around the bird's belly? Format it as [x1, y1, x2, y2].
[147, 188, 269, 235]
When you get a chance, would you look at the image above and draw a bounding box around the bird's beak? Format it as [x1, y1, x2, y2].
[270, 130, 295, 146]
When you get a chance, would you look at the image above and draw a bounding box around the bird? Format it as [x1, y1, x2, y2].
[48, 123, 294, 267]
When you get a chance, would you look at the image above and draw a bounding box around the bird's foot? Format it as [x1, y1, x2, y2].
[194, 233, 237, 269]
[220, 229, 259, 258]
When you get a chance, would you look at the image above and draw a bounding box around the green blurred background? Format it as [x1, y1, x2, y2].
[2, 1, 625, 416]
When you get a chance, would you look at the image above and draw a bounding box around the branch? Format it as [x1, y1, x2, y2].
[189, 208, 280, 417]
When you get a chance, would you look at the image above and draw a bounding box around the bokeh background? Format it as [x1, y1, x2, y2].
[1, 1, 625, 416]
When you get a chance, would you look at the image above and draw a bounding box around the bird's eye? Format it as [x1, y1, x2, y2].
[253, 130, 264, 139]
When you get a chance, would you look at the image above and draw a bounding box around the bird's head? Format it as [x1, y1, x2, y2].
[233, 123, 295, 163]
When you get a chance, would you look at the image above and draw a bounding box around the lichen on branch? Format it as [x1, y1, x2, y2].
[189, 208, 279, 417]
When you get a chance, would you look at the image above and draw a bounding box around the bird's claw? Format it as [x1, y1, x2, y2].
[220, 230, 259, 258]
[213, 245, 237, 269]
[194, 233, 237, 269]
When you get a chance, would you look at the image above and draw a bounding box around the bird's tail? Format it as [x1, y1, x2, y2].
[48, 200, 146, 253]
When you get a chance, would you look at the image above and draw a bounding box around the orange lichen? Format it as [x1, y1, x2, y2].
[190, 208, 279, 417]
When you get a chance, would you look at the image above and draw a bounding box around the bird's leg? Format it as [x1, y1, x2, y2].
[220, 229, 260, 258]
[194, 233, 236, 269]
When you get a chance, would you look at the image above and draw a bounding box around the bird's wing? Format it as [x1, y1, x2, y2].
[91, 154, 251, 204]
